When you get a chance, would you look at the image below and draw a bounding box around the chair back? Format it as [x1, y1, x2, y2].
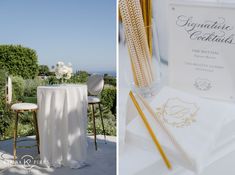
[87, 74, 104, 96]
[6, 76, 12, 105]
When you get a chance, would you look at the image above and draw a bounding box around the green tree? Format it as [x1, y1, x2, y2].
[104, 76, 116, 86]
[0, 45, 39, 79]
[38, 65, 50, 76]
[78, 71, 89, 83]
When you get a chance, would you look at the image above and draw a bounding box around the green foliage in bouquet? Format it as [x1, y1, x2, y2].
[47, 71, 90, 85]
[0, 45, 39, 79]
[47, 76, 58, 85]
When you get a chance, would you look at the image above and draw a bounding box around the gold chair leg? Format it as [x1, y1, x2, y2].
[98, 103, 106, 143]
[13, 112, 19, 161]
[91, 104, 97, 150]
[33, 111, 40, 154]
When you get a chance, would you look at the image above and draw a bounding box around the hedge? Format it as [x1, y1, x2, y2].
[0, 69, 11, 138]
[0, 45, 39, 79]
[100, 85, 116, 114]
[0, 69, 7, 113]
[11, 76, 25, 101]
[104, 75, 116, 86]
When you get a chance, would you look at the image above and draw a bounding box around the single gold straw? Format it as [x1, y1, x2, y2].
[148, 0, 153, 57]
[119, 8, 122, 23]
[140, 0, 153, 57]
[136, 93, 193, 166]
[129, 91, 172, 170]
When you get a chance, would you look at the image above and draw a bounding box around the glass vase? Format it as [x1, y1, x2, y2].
[123, 21, 162, 98]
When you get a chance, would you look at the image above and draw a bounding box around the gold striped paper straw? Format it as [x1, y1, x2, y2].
[120, 0, 146, 87]
[120, 0, 151, 58]
[126, 0, 152, 85]
[119, 0, 154, 88]
[132, 0, 154, 81]
[129, 91, 172, 170]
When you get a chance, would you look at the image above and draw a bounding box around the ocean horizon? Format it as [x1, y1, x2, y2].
[89, 71, 116, 77]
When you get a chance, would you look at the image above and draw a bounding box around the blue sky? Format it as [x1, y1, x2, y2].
[0, 0, 116, 73]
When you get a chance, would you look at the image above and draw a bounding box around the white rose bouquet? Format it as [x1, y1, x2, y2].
[55, 61, 73, 83]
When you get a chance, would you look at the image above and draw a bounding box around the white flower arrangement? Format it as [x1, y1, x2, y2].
[55, 61, 73, 82]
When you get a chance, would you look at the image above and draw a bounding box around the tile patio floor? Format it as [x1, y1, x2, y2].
[0, 135, 116, 175]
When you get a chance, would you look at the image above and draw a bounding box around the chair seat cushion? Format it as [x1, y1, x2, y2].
[11, 103, 38, 111]
[88, 96, 100, 104]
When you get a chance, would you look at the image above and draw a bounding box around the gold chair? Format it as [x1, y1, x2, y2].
[87, 74, 106, 150]
[6, 77, 40, 161]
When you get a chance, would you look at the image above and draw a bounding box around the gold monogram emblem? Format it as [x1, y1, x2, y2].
[156, 98, 199, 128]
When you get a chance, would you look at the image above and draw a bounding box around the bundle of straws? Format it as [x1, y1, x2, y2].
[119, 0, 154, 88]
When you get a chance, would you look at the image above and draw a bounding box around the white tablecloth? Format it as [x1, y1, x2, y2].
[37, 84, 88, 168]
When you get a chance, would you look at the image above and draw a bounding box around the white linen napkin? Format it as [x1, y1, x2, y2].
[127, 117, 235, 174]
[125, 125, 235, 175]
[126, 86, 232, 173]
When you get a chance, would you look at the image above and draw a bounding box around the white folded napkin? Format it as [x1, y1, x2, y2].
[213, 104, 235, 148]
[126, 86, 232, 173]
[127, 112, 235, 175]
[125, 124, 235, 175]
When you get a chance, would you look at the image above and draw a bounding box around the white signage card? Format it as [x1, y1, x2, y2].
[168, 2, 235, 101]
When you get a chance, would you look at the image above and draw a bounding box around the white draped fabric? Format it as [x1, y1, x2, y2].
[37, 84, 88, 168]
